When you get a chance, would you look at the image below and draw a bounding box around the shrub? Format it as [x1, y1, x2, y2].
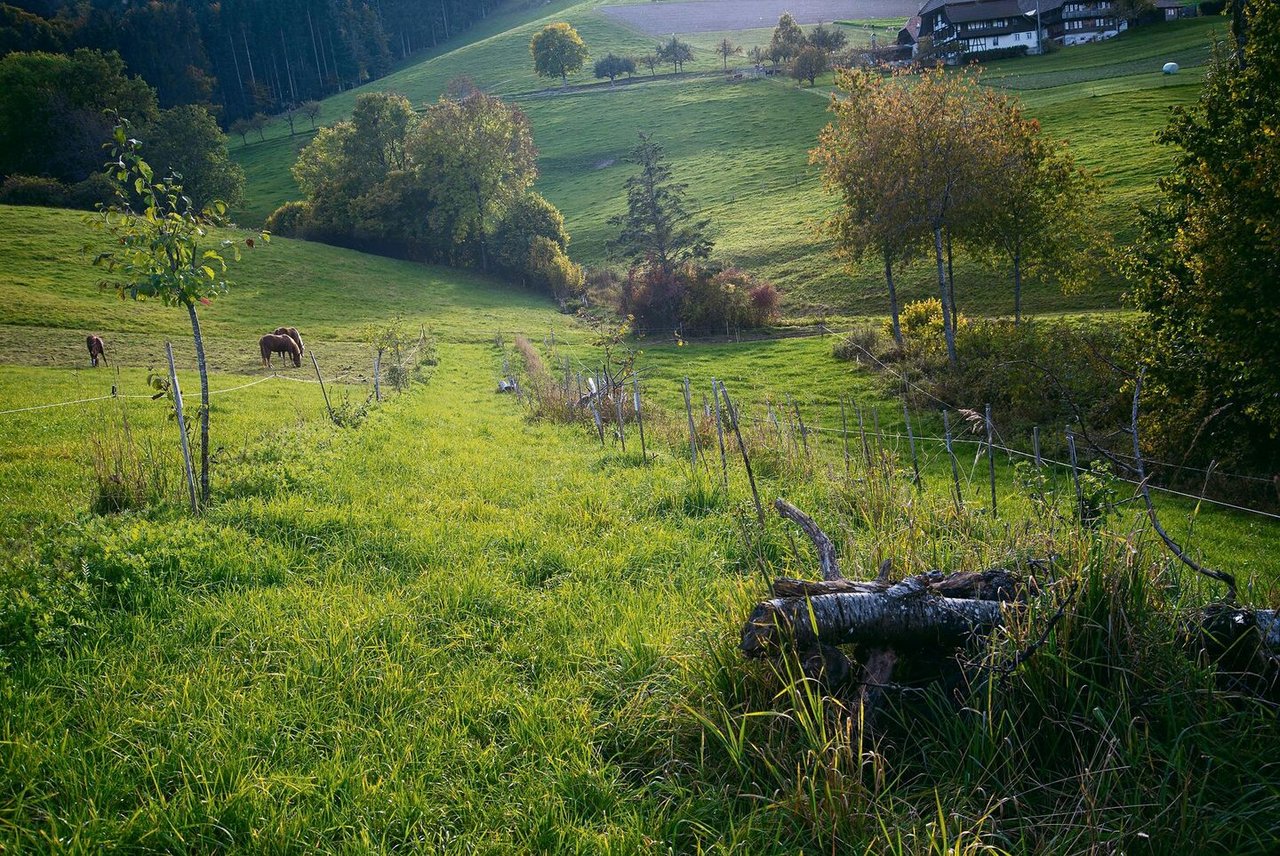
[0, 174, 68, 207]
[890, 298, 965, 361]
[747, 281, 780, 326]
[961, 45, 1029, 63]
[264, 200, 312, 238]
[66, 173, 116, 210]
[1198, 0, 1226, 14]
[931, 318, 1135, 455]
[833, 324, 884, 362]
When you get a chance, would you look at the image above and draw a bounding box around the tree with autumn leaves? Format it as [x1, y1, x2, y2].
[1126, 0, 1280, 475]
[811, 67, 1098, 361]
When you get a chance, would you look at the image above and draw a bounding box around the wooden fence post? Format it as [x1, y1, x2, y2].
[615, 391, 626, 452]
[985, 403, 998, 518]
[373, 351, 382, 402]
[904, 396, 921, 492]
[719, 382, 764, 526]
[1067, 426, 1085, 523]
[857, 405, 872, 468]
[1033, 425, 1042, 467]
[943, 409, 962, 512]
[683, 377, 698, 469]
[165, 342, 198, 514]
[591, 401, 605, 445]
[633, 374, 647, 464]
[839, 396, 849, 473]
[712, 378, 728, 488]
[311, 352, 334, 422]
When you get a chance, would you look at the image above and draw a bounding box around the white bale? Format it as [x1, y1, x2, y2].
[1162, 62, 1179, 74]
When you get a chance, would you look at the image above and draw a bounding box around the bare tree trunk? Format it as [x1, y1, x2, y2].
[884, 247, 902, 346]
[742, 589, 1005, 657]
[1013, 236, 1023, 325]
[945, 226, 957, 335]
[933, 226, 958, 366]
[186, 301, 211, 507]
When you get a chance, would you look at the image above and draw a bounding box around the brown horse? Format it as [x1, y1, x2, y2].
[273, 326, 304, 357]
[259, 333, 301, 368]
[86, 335, 107, 367]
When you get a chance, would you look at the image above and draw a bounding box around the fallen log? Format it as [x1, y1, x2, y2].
[770, 568, 1031, 601]
[741, 588, 1007, 658]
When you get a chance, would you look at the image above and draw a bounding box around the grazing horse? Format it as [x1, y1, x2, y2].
[259, 333, 301, 368]
[273, 326, 304, 358]
[86, 335, 107, 367]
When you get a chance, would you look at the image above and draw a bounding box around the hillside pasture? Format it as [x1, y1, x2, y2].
[2, 199, 1279, 851]
[230, 12, 1223, 322]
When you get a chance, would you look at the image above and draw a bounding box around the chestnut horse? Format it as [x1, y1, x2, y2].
[86, 335, 107, 367]
[273, 326, 304, 357]
[259, 333, 301, 368]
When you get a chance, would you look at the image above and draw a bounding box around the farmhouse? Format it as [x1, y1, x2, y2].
[1033, 0, 1128, 46]
[910, 0, 1183, 57]
[916, 0, 1041, 59]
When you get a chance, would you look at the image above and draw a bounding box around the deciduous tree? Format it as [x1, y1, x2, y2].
[715, 38, 742, 71]
[141, 104, 245, 212]
[530, 22, 588, 85]
[88, 122, 266, 508]
[770, 12, 807, 65]
[1127, 0, 1280, 473]
[968, 101, 1099, 324]
[593, 53, 634, 83]
[807, 23, 848, 53]
[656, 36, 693, 73]
[792, 45, 827, 85]
[408, 92, 538, 270]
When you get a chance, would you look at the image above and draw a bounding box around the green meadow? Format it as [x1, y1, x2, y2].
[232, 10, 1222, 318]
[4, 7, 1279, 853]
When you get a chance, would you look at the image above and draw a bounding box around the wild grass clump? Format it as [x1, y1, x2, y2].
[88, 397, 172, 514]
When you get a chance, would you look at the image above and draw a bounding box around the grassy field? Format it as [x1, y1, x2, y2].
[5, 8, 1279, 850]
[230, 9, 1223, 320]
[2, 202, 1278, 852]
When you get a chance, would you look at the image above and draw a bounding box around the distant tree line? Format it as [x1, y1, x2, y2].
[272, 91, 583, 303]
[0, 48, 242, 211]
[0, 1, 519, 123]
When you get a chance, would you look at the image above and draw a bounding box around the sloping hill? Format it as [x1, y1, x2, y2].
[231, 11, 1222, 319]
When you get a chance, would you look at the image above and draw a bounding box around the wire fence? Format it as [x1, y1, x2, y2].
[509, 329, 1280, 525]
[0, 369, 364, 418]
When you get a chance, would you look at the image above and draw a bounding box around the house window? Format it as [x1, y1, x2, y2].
[993, 36, 1000, 45]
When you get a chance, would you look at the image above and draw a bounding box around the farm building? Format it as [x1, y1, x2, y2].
[909, 0, 1186, 58]
[916, 0, 1041, 59]
[1033, 0, 1128, 47]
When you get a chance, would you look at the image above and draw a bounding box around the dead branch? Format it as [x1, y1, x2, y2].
[774, 498, 842, 580]
[1130, 370, 1237, 600]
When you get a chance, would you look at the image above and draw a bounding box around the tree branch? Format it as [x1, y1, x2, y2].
[774, 499, 842, 580]
[1130, 369, 1237, 600]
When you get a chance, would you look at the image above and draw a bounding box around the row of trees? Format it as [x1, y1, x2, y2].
[812, 67, 1098, 364]
[0, 49, 243, 210]
[529, 22, 700, 86]
[0, 1, 512, 122]
[275, 91, 582, 301]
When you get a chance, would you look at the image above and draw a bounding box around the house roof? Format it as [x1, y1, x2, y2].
[899, 15, 922, 41]
[947, 0, 1032, 22]
[919, 0, 1041, 20]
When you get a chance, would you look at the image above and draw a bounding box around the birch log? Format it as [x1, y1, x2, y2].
[741, 590, 1007, 658]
